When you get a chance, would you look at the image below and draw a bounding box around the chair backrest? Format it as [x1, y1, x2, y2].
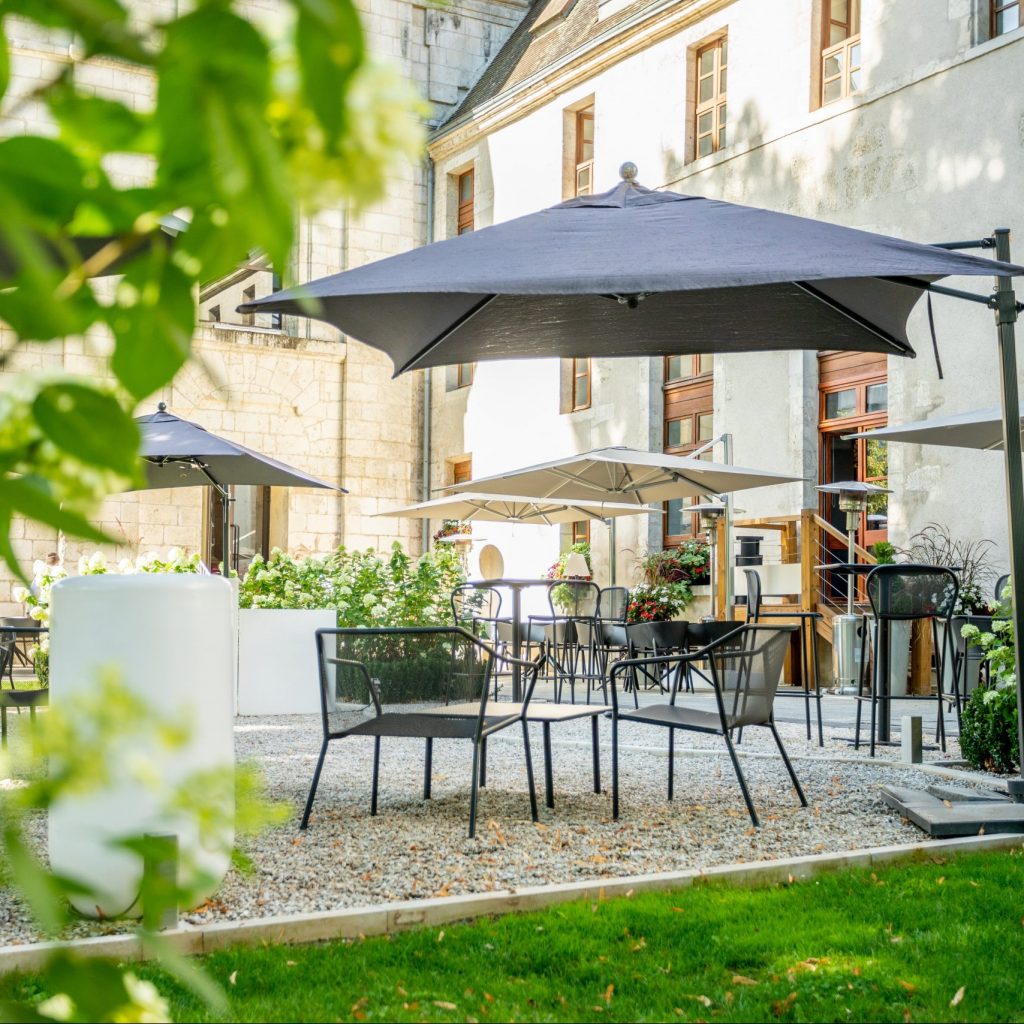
[743, 569, 763, 621]
[0, 631, 14, 676]
[450, 584, 501, 625]
[314, 626, 541, 739]
[687, 620, 744, 650]
[706, 624, 794, 729]
[866, 564, 959, 622]
[994, 573, 1010, 604]
[548, 579, 600, 618]
[598, 587, 629, 622]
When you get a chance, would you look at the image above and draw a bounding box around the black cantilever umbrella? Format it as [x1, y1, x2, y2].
[136, 403, 344, 570]
[239, 166, 1024, 773]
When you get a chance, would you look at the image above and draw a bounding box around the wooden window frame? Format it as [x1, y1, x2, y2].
[662, 367, 713, 547]
[992, 0, 1021, 36]
[820, 0, 861, 105]
[571, 520, 591, 546]
[457, 169, 474, 235]
[664, 353, 713, 383]
[694, 35, 728, 159]
[574, 107, 594, 197]
[571, 356, 592, 411]
[451, 457, 473, 485]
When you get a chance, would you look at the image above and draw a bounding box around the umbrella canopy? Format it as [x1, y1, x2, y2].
[136, 404, 345, 492]
[238, 168, 1021, 375]
[377, 492, 659, 526]
[448, 447, 803, 504]
[845, 404, 1024, 451]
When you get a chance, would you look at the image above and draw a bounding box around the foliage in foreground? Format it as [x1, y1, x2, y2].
[237, 542, 465, 626]
[0, 0, 422, 580]
[4, 849, 1021, 1023]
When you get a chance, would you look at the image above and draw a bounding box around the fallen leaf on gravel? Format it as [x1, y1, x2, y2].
[732, 975, 758, 986]
[950, 986, 965, 1007]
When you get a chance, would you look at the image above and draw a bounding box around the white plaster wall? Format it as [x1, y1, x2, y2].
[429, 0, 1024, 581]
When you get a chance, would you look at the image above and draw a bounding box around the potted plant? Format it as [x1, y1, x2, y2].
[546, 542, 592, 612]
[959, 616, 1018, 773]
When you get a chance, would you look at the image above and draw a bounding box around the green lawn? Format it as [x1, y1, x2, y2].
[4, 850, 1024, 1022]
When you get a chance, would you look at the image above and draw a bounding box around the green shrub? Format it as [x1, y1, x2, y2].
[960, 685, 1020, 773]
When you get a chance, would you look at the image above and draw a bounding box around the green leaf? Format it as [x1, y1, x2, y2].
[0, 506, 29, 585]
[0, 137, 85, 222]
[295, 0, 365, 149]
[142, 931, 229, 1015]
[0, 476, 111, 543]
[32, 383, 140, 477]
[108, 243, 194, 398]
[44, 952, 140, 1021]
[2, 825, 68, 935]
[47, 82, 155, 157]
[0, 19, 10, 105]
[0, 0, 149, 64]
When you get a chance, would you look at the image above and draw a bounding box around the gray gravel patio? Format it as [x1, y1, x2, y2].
[0, 692, 981, 946]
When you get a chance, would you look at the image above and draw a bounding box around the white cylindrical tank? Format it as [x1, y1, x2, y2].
[48, 574, 235, 918]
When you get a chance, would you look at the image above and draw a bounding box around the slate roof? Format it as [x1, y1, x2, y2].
[437, 0, 669, 134]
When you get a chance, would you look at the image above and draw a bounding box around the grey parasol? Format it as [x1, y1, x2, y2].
[845, 404, 1024, 451]
[377, 492, 660, 525]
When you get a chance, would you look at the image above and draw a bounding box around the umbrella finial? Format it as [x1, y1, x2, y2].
[619, 162, 638, 182]
[157, 401, 167, 413]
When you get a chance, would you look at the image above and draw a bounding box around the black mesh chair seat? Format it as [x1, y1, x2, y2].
[856, 564, 958, 757]
[0, 635, 48, 751]
[610, 624, 807, 827]
[302, 626, 543, 838]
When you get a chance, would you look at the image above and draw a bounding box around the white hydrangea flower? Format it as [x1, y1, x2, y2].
[121, 972, 172, 1023]
[166, 547, 183, 562]
[32, 559, 47, 579]
[36, 993, 74, 1021]
[88, 551, 106, 569]
[11, 586, 28, 604]
[117, 558, 134, 574]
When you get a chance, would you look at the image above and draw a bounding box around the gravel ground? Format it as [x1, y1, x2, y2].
[0, 704, 977, 946]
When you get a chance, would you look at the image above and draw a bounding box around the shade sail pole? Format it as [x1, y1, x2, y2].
[723, 432, 734, 621]
[993, 229, 1024, 798]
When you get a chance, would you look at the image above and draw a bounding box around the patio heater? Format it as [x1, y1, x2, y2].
[816, 480, 891, 692]
[689, 502, 743, 620]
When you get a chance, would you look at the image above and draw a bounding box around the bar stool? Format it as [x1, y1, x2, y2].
[855, 564, 958, 757]
[743, 568, 824, 746]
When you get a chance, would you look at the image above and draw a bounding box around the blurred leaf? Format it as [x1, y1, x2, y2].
[0, 19, 9, 104]
[32, 383, 140, 477]
[44, 952, 137, 1020]
[0, 507, 29, 585]
[2, 825, 68, 935]
[0, 476, 111, 542]
[295, 0, 364, 149]
[0, 0, 148, 63]
[108, 244, 195, 398]
[0, 137, 85, 222]
[47, 83, 155, 157]
[142, 932, 229, 1015]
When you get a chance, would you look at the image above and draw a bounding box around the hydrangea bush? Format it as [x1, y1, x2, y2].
[960, 612, 1019, 772]
[238, 543, 465, 627]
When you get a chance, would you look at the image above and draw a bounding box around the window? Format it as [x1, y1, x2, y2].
[209, 305, 220, 323]
[993, 1, 1021, 35]
[451, 457, 473, 485]
[574, 106, 594, 197]
[665, 353, 713, 381]
[571, 520, 591, 546]
[446, 361, 475, 391]
[240, 284, 256, 327]
[571, 357, 592, 410]
[820, 0, 861, 105]
[207, 485, 271, 576]
[695, 36, 727, 158]
[457, 169, 474, 235]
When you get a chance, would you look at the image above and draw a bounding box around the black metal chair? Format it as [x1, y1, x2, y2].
[534, 580, 605, 704]
[302, 626, 543, 838]
[598, 587, 629, 622]
[0, 633, 48, 751]
[624, 620, 690, 703]
[743, 569, 823, 746]
[855, 564, 958, 757]
[450, 583, 502, 636]
[609, 625, 806, 827]
[0, 616, 35, 685]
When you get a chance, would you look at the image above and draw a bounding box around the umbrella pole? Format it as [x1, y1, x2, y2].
[992, 228, 1024, 798]
[723, 433, 734, 621]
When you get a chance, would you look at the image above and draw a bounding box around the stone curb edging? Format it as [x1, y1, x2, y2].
[0, 832, 1019, 976]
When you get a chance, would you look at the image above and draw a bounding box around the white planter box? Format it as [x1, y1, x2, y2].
[237, 608, 335, 715]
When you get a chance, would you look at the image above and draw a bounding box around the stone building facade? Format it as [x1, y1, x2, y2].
[0, 0, 527, 611]
[426, 0, 1024, 585]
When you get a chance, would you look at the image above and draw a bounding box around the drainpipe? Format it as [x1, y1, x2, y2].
[421, 154, 435, 553]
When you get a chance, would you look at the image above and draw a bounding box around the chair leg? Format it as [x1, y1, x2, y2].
[769, 720, 807, 807]
[591, 714, 601, 794]
[480, 736, 488, 788]
[468, 740, 481, 839]
[371, 735, 381, 816]
[300, 738, 330, 830]
[667, 728, 675, 801]
[521, 720, 538, 822]
[542, 721, 554, 810]
[810, 619, 824, 747]
[723, 729, 759, 827]
[611, 714, 620, 820]
[423, 737, 433, 800]
[869, 623, 879, 759]
[800, 621, 812, 741]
